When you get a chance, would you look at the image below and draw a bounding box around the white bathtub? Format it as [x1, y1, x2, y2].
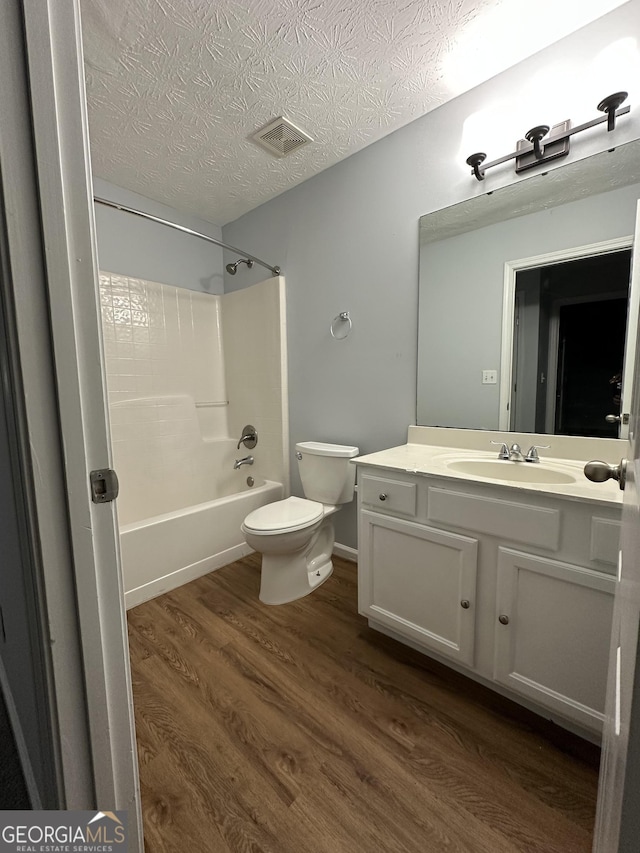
[121, 478, 283, 609]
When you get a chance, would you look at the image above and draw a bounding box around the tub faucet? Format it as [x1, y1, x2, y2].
[234, 455, 254, 470]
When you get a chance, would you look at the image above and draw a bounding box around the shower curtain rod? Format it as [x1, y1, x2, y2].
[93, 197, 281, 276]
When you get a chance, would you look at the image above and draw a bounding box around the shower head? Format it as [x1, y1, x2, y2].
[225, 258, 254, 275]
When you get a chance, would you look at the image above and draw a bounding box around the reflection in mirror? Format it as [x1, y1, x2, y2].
[417, 140, 640, 438]
[509, 249, 630, 437]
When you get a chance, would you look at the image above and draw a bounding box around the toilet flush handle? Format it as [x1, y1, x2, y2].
[296, 451, 302, 460]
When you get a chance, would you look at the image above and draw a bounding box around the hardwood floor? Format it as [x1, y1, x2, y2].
[127, 555, 600, 853]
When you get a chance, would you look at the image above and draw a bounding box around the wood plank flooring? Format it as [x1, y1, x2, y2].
[127, 555, 600, 853]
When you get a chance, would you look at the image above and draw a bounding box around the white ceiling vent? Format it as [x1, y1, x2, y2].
[250, 117, 313, 158]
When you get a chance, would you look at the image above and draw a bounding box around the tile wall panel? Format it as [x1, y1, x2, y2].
[99, 273, 229, 524]
[100, 272, 288, 526]
[221, 277, 288, 490]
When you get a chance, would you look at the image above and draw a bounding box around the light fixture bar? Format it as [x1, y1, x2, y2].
[466, 93, 630, 181]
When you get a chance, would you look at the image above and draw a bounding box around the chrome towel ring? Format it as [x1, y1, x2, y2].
[330, 311, 352, 340]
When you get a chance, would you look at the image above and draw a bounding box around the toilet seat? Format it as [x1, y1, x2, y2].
[243, 496, 324, 535]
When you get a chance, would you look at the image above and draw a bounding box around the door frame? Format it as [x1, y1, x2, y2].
[499, 237, 634, 436]
[1, 0, 141, 842]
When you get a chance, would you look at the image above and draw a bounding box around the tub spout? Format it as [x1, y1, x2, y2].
[234, 456, 254, 470]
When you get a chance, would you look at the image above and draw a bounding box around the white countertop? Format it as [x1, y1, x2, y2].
[353, 427, 624, 507]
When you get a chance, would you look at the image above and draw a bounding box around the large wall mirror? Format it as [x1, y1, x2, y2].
[417, 140, 640, 439]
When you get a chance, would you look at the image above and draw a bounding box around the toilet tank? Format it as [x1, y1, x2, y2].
[296, 441, 359, 505]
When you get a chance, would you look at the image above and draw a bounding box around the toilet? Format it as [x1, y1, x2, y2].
[241, 441, 359, 605]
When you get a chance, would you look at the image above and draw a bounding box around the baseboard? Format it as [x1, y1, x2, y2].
[333, 542, 358, 563]
[125, 542, 254, 609]
[0, 655, 41, 807]
[125, 541, 357, 609]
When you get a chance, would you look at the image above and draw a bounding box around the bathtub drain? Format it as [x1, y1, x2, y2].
[246, 476, 255, 487]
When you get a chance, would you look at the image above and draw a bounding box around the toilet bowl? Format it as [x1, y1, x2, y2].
[242, 496, 337, 604]
[241, 441, 359, 605]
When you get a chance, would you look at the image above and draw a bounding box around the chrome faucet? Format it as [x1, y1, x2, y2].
[490, 440, 527, 461]
[491, 441, 551, 462]
[524, 444, 549, 463]
[234, 455, 254, 470]
[508, 443, 524, 461]
[490, 441, 509, 460]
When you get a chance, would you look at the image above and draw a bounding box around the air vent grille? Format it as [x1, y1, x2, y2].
[250, 117, 313, 158]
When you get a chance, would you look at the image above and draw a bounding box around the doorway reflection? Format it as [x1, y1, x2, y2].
[511, 250, 631, 437]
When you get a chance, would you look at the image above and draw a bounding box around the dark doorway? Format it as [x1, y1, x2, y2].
[555, 297, 627, 436]
[512, 249, 632, 437]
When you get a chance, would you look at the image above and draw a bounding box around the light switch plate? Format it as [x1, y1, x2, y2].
[482, 369, 497, 384]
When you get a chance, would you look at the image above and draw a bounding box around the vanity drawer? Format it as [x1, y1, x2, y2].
[360, 475, 417, 517]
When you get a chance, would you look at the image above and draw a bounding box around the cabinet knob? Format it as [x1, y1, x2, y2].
[379, 493, 387, 501]
[460, 599, 470, 609]
[498, 614, 510, 625]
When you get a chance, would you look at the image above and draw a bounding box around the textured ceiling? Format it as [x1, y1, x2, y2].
[81, 0, 627, 226]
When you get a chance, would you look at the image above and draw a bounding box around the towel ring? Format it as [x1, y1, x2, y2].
[330, 311, 352, 340]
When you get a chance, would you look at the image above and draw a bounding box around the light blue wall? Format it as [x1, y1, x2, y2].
[92, 178, 225, 293]
[222, 3, 640, 549]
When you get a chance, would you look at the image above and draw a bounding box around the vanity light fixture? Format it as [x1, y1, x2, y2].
[466, 91, 630, 181]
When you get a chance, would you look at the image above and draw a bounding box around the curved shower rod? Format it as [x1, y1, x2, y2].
[93, 197, 281, 276]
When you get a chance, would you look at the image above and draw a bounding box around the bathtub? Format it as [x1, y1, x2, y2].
[120, 478, 283, 609]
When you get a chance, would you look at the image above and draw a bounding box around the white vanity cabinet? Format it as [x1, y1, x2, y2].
[359, 511, 478, 665]
[493, 548, 615, 732]
[356, 465, 620, 737]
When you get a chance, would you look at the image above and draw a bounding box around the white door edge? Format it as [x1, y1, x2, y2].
[16, 0, 142, 845]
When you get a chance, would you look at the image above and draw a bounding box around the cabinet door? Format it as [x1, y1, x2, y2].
[359, 511, 478, 666]
[494, 547, 615, 732]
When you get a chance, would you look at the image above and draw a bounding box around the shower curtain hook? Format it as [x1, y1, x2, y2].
[330, 311, 352, 340]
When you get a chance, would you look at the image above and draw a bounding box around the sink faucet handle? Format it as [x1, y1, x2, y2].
[525, 444, 550, 462]
[490, 440, 510, 459]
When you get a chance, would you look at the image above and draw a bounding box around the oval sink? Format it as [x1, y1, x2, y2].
[446, 459, 577, 484]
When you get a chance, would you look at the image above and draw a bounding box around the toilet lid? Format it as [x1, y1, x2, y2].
[243, 496, 324, 533]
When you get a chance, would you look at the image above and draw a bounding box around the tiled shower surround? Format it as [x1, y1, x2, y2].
[99, 273, 288, 527]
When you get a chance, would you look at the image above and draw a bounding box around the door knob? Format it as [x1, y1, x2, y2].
[605, 413, 629, 425]
[584, 459, 627, 490]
